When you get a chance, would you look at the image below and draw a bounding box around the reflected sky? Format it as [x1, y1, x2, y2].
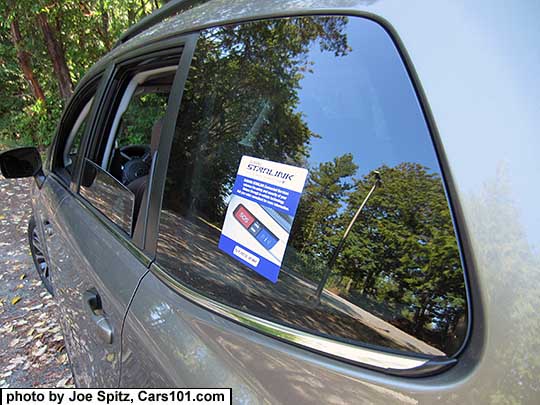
[158, 15, 467, 356]
[298, 18, 439, 176]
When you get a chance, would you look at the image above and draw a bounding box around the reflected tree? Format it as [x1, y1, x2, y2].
[288, 153, 358, 281]
[288, 162, 467, 351]
[162, 16, 468, 354]
[165, 17, 350, 222]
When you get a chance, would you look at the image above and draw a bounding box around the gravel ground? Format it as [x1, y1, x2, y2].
[0, 175, 74, 388]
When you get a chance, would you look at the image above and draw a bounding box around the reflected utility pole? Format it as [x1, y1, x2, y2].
[313, 171, 382, 303]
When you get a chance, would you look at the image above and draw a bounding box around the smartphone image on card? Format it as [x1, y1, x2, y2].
[233, 204, 279, 250]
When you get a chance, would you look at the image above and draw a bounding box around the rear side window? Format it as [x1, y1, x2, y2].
[156, 16, 468, 362]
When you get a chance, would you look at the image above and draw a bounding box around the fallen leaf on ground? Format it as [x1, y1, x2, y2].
[9, 356, 26, 365]
[8, 338, 20, 348]
[11, 296, 21, 305]
[20, 336, 33, 347]
[32, 345, 48, 357]
[56, 376, 71, 387]
[25, 303, 44, 311]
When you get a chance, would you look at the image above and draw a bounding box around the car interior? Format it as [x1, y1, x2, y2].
[78, 67, 176, 234]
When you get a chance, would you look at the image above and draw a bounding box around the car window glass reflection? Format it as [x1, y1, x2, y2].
[80, 159, 135, 235]
[157, 16, 468, 357]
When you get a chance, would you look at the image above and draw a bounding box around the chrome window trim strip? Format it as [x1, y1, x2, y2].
[149, 263, 429, 371]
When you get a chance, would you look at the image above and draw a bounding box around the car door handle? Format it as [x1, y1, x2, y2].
[44, 222, 53, 238]
[83, 289, 113, 344]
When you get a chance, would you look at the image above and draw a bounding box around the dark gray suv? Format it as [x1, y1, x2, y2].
[1, 0, 539, 403]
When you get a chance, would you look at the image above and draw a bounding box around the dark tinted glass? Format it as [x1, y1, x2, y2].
[157, 16, 468, 357]
[80, 159, 134, 234]
[66, 104, 91, 177]
[52, 76, 99, 184]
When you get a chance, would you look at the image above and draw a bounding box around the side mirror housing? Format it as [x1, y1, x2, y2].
[0, 147, 43, 179]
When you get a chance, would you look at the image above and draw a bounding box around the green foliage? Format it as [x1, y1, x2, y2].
[117, 92, 168, 146]
[0, 97, 63, 147]
[161, 16, 468, 353]
[0, 0, 168, 149]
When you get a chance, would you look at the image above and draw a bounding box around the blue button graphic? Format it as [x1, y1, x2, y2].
[256, 228, 278, 250]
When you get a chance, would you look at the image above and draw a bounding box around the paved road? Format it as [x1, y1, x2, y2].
[0, 176, 73, 388]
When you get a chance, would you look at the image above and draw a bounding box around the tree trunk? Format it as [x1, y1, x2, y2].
[97, 0, 112, 50]
[9, 19, 46, 102]
[37, 13, 73, 100]
[345, 278, 354, 294]
[414, 300, 430, 334]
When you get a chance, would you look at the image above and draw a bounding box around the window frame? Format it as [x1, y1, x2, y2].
[73, 34, 196, 250]
[143, 15, 473, 377]
[62, 98, 93, 170]
[48, 73, 104, 186]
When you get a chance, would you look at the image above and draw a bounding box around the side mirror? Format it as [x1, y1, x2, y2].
[0, 147, 43, 179]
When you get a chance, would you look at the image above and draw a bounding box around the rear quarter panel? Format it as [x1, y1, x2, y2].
[121, 0, 540, 403]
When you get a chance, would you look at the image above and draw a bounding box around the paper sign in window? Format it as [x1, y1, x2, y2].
[219, 156, 308, 282]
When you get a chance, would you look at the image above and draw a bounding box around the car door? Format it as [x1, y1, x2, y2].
[37, 72, 120, 385]
[120, 14, 471, 402]
[40, 64, 151, 387]
[41, 44, 182, 386]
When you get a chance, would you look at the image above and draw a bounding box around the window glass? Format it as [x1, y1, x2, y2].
[65, 99, 93, 177]
[116, 92, 169, 148]
[52, 78, 99, 184]
[157, 16, 468, 357]
[100, 69, 175, 183]
[80, 159, 134, 234]
[80, 66, 177, 235]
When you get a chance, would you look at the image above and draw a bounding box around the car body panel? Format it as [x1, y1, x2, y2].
[118, 0, 540, 403]
[41, 174, 148, 387]
[25, 0, 539, 402]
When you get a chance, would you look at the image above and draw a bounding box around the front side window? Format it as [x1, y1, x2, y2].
[52, 78, 99, 184]
[80, 64, 177, 236]
[64, 99, 93, 176]
[157, 16, 468, 361]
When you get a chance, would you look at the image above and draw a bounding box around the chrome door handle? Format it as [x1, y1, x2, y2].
[83, 289, 113, 344]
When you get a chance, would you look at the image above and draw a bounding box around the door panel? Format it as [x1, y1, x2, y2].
[30, 178, 60, 270]
[121, 267, 420, 403]
[44, 175, 148, 387]
[120, 14, 469, 399]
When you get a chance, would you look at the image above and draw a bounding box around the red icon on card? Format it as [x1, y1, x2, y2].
[233, 205, 256, 228]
